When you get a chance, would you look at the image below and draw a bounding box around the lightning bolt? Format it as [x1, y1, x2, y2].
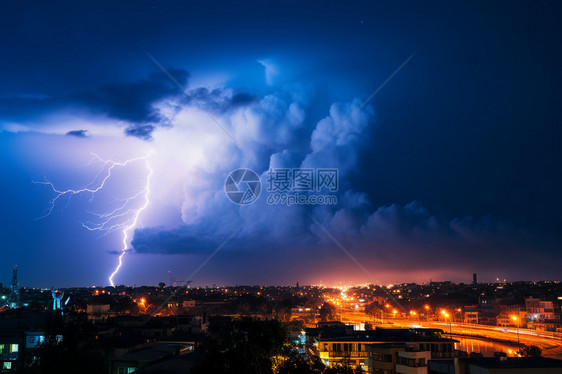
[36, 152, 154, 286]
[108, 157, 153, 287]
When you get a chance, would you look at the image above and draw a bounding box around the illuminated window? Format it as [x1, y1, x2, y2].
[10, 344, 18, 352]
[0, 344, 3, 354]
[118, 368, 136, 374]
[3, 362, 12, 370]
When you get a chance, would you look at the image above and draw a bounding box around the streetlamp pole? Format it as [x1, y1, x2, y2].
[516, 319, 520, 347]
[445, 312, 452, 341]
[511, 315, 520, 347]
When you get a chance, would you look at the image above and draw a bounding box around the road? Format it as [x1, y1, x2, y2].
[338, 311, 562, 359]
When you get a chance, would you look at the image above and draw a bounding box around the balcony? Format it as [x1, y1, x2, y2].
[326, 351, 369, 358]
[367, 358, 395, 371]
[0, 352, 18, 360]
[430, 351, 459, 359]
[396, 364, 428, 374]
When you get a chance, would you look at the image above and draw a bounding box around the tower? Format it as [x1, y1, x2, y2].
[9, 266, 20, 309]
[472, 273, 477, 285]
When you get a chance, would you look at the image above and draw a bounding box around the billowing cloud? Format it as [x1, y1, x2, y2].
[1, 69, 258, 141]
[122, 81, 560, 283]
[11, 67, 559, 284]
[73, 69, 189, 125]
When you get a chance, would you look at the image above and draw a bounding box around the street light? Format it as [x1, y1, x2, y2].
[424, 305, 430, 320]
[511, 315, 520, 347]
[442, 311, 452, 340]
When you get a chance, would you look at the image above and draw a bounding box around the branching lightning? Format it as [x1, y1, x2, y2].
[36, 152, 154, 286]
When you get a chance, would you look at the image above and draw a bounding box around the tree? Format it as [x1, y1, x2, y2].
[113, 296, 138, 314]
[319, 302, 337, 322]
[364, 302, 382, 319]
[276, 352, 321, 374]
[275, 352, 354, 374]
[518, 345, 542, 357]
[192, 318, 287, 374]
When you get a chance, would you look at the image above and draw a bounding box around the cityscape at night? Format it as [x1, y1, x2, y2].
[1, 1, 561, 373]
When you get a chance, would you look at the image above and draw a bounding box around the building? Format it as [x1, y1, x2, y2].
[0, 335, 20, 372]
[0, 312, 50, 372]
[462, 305, 480, 324]
[526, 297, 559, 322]
[367, 343, 434, 374]
[110, 342, 194, 374]
[313, 326, 459, 372]
[86, 303, 111, 321]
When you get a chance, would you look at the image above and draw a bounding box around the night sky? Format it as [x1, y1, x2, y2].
[1, 1, 561, 287]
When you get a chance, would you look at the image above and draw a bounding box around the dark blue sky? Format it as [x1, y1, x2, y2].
[1, 1, 561, 287]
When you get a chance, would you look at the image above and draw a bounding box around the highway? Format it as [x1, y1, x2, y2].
[338, 311, 562, 359]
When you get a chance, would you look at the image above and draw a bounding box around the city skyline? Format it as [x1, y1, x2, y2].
[1, 1, 561, 287]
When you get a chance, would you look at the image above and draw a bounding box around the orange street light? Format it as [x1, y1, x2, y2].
[510, 315, 521, 346]
[442, 312, 452, 340]
[424, 305, 430, 310]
